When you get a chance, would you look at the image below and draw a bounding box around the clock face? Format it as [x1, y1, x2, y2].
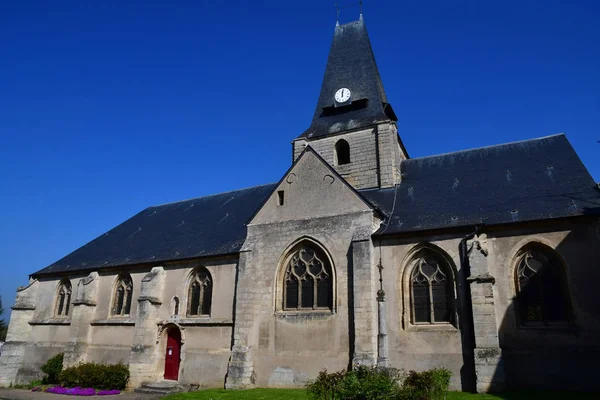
[335, 88, 351, 103]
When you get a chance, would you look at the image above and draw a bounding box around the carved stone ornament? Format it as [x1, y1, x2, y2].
[323, 174, 335, 185]
[468, 233, 489, 257]
[286, 173, 297, 184]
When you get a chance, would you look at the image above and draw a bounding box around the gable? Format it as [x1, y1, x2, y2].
[251, 148, 373, 225]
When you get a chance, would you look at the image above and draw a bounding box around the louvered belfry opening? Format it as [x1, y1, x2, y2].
[187, 267, 213, 316]
[55, 279, 72, 317]
[283, 242, 333, 311]
[112, 274, 133, 316]
[411, 253, 454, 324]
[515, 245, 571, 325]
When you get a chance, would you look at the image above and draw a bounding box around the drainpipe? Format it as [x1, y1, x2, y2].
[376, 255, 388, 367]
[458, 225, 480, 392]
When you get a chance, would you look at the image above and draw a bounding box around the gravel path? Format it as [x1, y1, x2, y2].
[0, 389, 162, 400]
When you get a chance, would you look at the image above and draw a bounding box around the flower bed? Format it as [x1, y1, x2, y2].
[39, 386, 120, 396]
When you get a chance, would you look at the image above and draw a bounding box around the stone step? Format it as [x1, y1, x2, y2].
[134, 380, 185, 395]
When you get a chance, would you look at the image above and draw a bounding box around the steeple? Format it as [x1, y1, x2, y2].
[300, 18, 397, 139]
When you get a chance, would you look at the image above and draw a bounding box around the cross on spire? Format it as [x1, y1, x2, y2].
[335, 0, 363, 25]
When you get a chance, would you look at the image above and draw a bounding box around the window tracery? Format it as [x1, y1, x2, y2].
[283, 243, 332, 310]
[410, 254, 454, 324]
[515, 246, 571, 325]
[112, 274, 133, 316]
[55, 280, 72, 317]
[187, 268, 212, 317]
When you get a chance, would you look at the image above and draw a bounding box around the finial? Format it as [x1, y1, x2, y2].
[335, 1, 363, 23]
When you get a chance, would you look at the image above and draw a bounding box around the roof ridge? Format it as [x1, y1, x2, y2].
[407, 133, 566, 162]
[149, 182, 276, 208]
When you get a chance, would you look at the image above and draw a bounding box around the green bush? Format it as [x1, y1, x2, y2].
[59, 362, 129, 390]
[402, 368, 452, 400]
[307, 366, 405, 400]
[40, 353, 64, 384]
[306, 366, 451, 400]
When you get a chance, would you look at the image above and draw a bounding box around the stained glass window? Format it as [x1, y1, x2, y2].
[516, 246, 571, 325]
[411, 254, 454, 324]
[187, 268, 212, 317]
[283, 243, 332, 310]
[112, 274, 133, 316]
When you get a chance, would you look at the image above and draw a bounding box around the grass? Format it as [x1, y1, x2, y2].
[163, 388, 308, 400]
[163, 389, 599, 400]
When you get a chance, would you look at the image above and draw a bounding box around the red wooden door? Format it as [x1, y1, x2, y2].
[164, 328, 181, 380]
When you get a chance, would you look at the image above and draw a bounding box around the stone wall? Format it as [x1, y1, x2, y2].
[0, 257, 238, 389]
[292, 123, 405, 189]
[378, 218, 600, 393]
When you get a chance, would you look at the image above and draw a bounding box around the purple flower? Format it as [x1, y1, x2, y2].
[44, 386, 97, 396]
[97, 390, 120, 396]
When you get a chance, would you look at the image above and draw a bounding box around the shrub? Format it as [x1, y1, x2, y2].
[307, 366, 404, 400]
[306, 366, 451, 400]
[402, 368, 452, 400]
[59, 362, 129, 390]
[306, 369, 345, 400]
[41, 353, 64, 384]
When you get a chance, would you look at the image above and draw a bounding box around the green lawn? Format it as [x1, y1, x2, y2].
[162, 389, 599, 400]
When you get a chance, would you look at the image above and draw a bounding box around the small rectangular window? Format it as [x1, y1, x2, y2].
[277, 190, 284, 206]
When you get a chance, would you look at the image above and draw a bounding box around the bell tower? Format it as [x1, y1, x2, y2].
[293, 17, 408, 189]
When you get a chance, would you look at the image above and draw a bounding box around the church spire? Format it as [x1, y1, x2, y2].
[300, 18, 397, 139]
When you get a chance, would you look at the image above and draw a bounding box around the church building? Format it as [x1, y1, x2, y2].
[1, 16, 600, 394]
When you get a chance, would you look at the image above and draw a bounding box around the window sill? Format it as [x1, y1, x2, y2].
[90, 318, 135, 326]
[29, 318, 71, 326]
[405, 323, 458, 332]
[275, 310, 335, 321]
[159, 317, 233, 326]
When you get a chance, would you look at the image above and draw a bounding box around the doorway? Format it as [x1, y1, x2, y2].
[163, 326, 181, 381]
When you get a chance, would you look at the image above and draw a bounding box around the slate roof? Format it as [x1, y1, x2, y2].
[361, 134, 600, 235]
[31, 134, 600, 278]
[32, 184, 276, 277]
[299, 18, 397, 139]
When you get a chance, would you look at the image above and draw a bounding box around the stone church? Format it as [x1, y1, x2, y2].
[1, 17, 600, 394]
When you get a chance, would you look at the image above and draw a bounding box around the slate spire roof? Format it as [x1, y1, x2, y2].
[300, 18, 397, 139]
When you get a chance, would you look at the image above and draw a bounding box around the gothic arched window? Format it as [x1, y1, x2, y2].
[283, 242, 333, 310]
[335, 139, 350, 165]
[187, 268, 212, 317]
[112, 274, 133, 316]
[55, 279, 72, 317]
[410, 253, 454, 324]
[515, 245, 571, 325]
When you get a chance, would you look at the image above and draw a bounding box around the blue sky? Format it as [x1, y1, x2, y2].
[0, 0, 598, 315]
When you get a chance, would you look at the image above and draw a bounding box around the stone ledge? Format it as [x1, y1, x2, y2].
[274, 310, 334, 321]
[405, 323, 458, 332]
[90, 318, 136, 326]
[29, 318, 71, 326]
[158, 318, 233, 326]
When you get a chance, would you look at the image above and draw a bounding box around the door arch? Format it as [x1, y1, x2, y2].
[164, 326, 181, 381]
